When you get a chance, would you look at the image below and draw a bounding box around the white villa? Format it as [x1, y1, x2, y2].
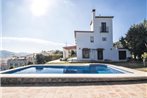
[63, 9, 131, 62]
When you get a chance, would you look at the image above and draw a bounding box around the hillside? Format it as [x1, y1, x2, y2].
[0, 50, 30, 58]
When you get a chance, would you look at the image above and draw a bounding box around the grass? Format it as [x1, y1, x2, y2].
[46, 61, 70, 64]
[135, 68, 147, 72]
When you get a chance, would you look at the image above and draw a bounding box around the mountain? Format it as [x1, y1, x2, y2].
[0, 50, 15, 58]
[0, 50, 30, 58]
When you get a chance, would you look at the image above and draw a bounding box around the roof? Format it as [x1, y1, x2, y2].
[63, 45, 76, 50]
[74, 31, 94, 38]
[90, 16, 114, 25]
[95, 16, 114, 18]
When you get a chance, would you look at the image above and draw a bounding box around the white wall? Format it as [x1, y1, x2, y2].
[76, 17, 114, 61]
[76, 32, 93, 60]
[94, 18, 113, 48]
[75, 10, 131, 61]
[63, 49, 69, 59]
[117, 49, 131, 61]
[63, 48, 76, 59]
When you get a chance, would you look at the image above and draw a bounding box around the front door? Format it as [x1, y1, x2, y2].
[119, 51, 126, 60]
[97, 49, 103, 60]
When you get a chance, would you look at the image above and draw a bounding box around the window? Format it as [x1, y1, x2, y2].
[82, 48, 90, 58]
[102, 37, 107, 41]
[90, 36, 94, 43]
[101, 22, 107, 32]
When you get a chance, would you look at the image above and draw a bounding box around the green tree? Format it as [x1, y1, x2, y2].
[113, 40, 123, 48]
[120, 20, 147, 60]
[28, 62, 33, 65]
[54, 50, 63, 55]
[50, 54, 62, 60]
[70, 50, 76, 57]
[119, 37, 128, 49]
[36, 54, 46, 64]
[36, 51, 63, 64]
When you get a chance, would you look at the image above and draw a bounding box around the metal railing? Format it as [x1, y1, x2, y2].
[100, 27, 109, 33]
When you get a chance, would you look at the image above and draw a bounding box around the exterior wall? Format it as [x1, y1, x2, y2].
[76, 47, 130, 61]
[76, 32, 93, 60]
[0, 59, 9, 70]
[63, 48, 76, 59]
[75, 10, 131, 61]
[126, 49, 131, 58]
[76, 18, 114, 61]
[90, 22, 94, 31]
[94, 18, 113, 48]
[117, 49, 131, 61]
[63, 49, 69, 59]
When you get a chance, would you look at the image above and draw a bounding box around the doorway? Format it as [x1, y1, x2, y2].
[119, 51, 126, 60]
[97, 49, 103, 60]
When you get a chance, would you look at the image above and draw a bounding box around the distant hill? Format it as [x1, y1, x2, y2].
[0, 50, 30, 58]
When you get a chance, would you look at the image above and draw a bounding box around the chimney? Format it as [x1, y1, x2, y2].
[92, 9, 95, 12]
[91, 9, 95, 31]
[92, 9, 96, 18]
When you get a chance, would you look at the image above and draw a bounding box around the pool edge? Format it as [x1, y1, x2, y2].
[1, 64, 147, 85]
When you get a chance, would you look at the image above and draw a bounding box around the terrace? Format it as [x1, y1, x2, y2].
[1, 81, 147, 98]
[1, 62, 147, 98]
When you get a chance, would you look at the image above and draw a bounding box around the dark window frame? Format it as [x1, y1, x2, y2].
[97, 49, 103, 60]
[90, 36, 94, 43]
[82, 49, 90, 58]
[102, 37, 107, 41]
[101, 22, 108, 33]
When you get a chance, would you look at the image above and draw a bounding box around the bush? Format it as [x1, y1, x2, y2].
[36, 53, 63, 64]
[28, 62, 33, 65]
[9, 66, 14, 69]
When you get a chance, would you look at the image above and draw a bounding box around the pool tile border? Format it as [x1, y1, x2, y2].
[1, 63, 147, 85]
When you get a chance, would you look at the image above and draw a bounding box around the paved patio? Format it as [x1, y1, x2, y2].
[1, 81, 147, 98]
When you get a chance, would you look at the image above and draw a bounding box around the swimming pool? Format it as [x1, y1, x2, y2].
[1, 64, 147, 86]
[2, 64, 129, 74]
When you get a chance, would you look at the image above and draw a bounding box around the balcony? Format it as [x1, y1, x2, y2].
[100, 27, 109, 33]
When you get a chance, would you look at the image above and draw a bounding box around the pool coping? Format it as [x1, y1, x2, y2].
[1, 63, 147, 85]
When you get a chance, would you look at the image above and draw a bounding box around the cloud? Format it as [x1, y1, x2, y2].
[0, 37, 65, 53]
[1, 37, 65, 46]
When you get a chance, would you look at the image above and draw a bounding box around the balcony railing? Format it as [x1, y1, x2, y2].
[100, 27, 109, 33]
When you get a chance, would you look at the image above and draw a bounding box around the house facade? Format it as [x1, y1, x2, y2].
[7, 54, 36, 69]
[74, 9, 130, 61]
[7, 57, 28, 69]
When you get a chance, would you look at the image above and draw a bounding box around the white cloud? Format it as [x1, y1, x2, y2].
[0, 37, 65, 53]
[1, 37, 65, 46]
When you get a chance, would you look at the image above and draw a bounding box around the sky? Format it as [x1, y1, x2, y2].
[0, 0, 146, 53]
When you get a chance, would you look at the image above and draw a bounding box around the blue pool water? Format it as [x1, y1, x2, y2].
[3, 65, 129, 74]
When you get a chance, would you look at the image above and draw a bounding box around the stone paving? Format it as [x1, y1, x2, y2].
[1, 81, 147, 98]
